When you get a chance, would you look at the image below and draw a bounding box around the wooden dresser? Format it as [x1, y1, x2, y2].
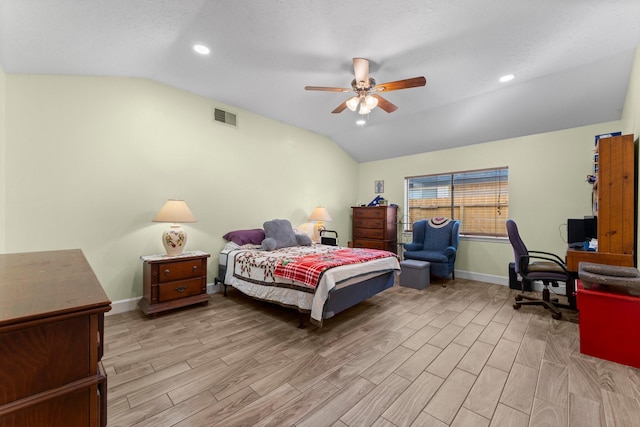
[352, 206, 398, 254]
[0, 249, 112, 427]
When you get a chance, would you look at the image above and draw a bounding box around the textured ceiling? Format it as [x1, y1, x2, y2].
[1, 0, 639, 162]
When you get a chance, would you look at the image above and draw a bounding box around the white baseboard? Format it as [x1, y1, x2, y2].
[454, 270, 509, 286]
[207, 281, 223, 294]
[110, 274, 555, 316]
[107, 297, 142, 316]
[529, 281, 567, 294]
[107, 282, 223, 316]
[454, 270, 567, 293]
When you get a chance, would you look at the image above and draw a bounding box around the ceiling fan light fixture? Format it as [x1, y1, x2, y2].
[346, 96, 359, 111]
[364, 95, 378, 109]
[305, 58, 425, 116]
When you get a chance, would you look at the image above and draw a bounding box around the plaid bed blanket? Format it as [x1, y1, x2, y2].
[273, 248, 396, 288]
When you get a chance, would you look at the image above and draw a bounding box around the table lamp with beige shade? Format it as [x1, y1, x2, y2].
[152, 199, 197, 256]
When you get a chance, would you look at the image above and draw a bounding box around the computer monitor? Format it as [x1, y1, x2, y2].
[584, 216, 597, 240]
[567, 218, 585, 248]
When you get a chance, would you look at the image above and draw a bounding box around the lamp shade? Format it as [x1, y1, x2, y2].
[308, 207, 332, 222]
[152, 199, 197, 223]
[364, 94, 378, 109]
[346, 96, 359, 112]
[152, 200, 196, 256]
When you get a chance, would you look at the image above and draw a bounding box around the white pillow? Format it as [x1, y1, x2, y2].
[295, 222, 315, 239]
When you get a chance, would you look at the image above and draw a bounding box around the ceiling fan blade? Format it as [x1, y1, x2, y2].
[353, 58, 370, 86]
[332, 101, 348, 114]
[305, 86, 352, 92]
[374, 76, 426, 92]
[372, 94, 398, 113]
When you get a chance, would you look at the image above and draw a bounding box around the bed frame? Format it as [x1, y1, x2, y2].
[214, 265, 395, 328]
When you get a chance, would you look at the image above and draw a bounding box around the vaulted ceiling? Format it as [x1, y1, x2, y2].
[1, 1, 639, 162]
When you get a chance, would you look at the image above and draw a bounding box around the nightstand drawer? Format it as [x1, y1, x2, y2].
[159, 278, 203, 302]
[158, 260, 204, 283]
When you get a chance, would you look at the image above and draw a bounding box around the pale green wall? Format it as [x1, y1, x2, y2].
[3, 75, 358, 302]
[2, 46, 639, 303]
[357, 46, 640, 284]
[357, 123, 621, 282]
[356, 43, 640, 284]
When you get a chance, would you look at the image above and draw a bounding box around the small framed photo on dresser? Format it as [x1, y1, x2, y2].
[375, 180, 384, 193]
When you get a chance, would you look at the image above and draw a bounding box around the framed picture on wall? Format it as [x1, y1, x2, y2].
[375, 180, 384, 194]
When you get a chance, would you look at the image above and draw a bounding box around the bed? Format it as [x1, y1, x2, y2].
[216, 242, 400, 327]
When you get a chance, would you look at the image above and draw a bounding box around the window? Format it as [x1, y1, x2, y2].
[404, 167, 509, 237]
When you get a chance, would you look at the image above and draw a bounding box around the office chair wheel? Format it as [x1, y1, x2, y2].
[515, 295, 523, 302]
[552, 312, 562, 320]
[513, 303, 521, 310]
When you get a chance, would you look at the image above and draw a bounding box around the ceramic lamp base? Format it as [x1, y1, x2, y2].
[312, 222, 325, 244]
[162, 225, 187, 256]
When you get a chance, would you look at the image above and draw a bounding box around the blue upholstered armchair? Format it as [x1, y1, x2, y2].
[403, 218, 460, 279]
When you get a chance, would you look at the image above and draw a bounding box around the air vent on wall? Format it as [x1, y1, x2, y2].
[212, 107, 237, 128]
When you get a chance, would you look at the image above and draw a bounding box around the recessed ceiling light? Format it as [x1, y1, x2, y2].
[356, 119, 366, 126]
[499, 74, 515, 83]
[193, 44, 210, 55]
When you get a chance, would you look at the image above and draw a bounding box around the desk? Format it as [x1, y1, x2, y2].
[565, 249, 635, 311]
[565, 249, 634, 272]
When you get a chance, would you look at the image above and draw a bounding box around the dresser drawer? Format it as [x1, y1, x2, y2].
[158, 260, 204, 283]
[158, 278, 203, 302]
[353, 207, 388, 219]
[353, 239, 387, 250]
[353, 218, 386, 229]
[354, 228, 385, 239]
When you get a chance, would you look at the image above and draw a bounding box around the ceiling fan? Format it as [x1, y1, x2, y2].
[305, 58, 426, 115]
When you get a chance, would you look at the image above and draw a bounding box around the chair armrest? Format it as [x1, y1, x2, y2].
[528, 250, 566, 266]
[443, 246, 457, 258]
[403, 243, 422, 251]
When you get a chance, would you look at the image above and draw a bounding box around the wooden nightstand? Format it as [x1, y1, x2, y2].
[139, 251, 210, 317]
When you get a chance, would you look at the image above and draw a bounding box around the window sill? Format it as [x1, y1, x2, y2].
[460, 235, 509, 243]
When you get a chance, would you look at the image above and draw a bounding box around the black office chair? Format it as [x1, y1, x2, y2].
[506, 219, 571, 320]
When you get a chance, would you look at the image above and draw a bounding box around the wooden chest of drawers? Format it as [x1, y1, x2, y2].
[140, 251, 210, 317]
[352, 206, 398, 254]
[0, 249, 111, 427]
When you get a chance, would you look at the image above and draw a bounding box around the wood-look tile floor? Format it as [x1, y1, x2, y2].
[103, 279, 640, 426]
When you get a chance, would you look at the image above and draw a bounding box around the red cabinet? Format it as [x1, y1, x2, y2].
[577, 280, 640, 368]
